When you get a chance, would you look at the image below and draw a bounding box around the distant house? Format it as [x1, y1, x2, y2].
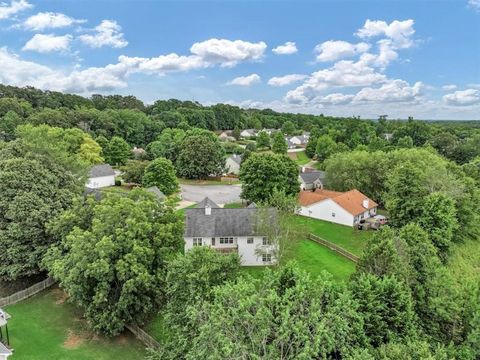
[184, 198, 277, 266]
[383, 133, 394, 141]
[240, 129, 257, 138]
[219, 131, 235, 142]
[0, 309, 12, 360]
[298, 189, 378, 227]
[146, 186, 166, 201]
[290, 134, 309, 146]
[86, 164, 116, 189]
[225, 154, 242, 175]
[285, 137, 297, 149]
[299, 171, 326, 191]
[262, 128, 276, 136]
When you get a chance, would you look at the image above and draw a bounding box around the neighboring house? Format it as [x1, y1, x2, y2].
[383, 133, 394, 141]
[146, 186, 166, 201]
[184, 198, 277, 266]
[219, 131, 235, 142]
[285, 137, 297, 149]
[225, 154, 242, 175]
[0, 309, 12, 360]
[86, 164, 116, 189]
[298, 189, 378, 227]
[262, 128, 276, 136]
[299, 170, 326, 191]
[240, 129, 257, 138]
[290, 134, 309, 146]
[132, 147, 146, 159]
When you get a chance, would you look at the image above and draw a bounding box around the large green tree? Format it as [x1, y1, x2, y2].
[44, 189, 184, 335]
[155, 264, 365, 360]
[146, 128, 186, 163]
[104, 136, 131, 166]
[271, 131, 287, 154]
[240, 153, 299, 203]
[0, 142, 81, 280]
[142, 157, 179, 195]
[176, 133, 225, 179]
[256, 130, 270, 149]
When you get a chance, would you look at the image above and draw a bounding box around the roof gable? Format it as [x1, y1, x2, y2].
[299, 189, 377, 215]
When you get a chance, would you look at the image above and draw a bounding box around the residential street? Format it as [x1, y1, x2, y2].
[180, 184, 242, 205]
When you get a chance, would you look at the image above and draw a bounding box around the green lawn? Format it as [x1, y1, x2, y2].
[289, 215, 371, 256]
[5, 288, 146, 360]
[294, 151, 310, 165]
[240, 239, 356, 282]
[223, 202, 245, 209]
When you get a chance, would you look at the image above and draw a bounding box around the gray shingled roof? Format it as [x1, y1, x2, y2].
[196, 197, 220, 209]
[299, 171, 326, 184]
[228, 154, 242, 165]
[185, 198, 275, 237]
[89, 164, 115, 178]
[146, 186, 165, 200]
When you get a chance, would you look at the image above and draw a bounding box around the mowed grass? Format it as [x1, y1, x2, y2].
[289, 215, 371, 256]
[294, 151, 310, 165]
[5, 288, 146, 360]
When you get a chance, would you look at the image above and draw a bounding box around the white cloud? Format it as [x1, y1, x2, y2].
[272, 41, 297, 55]
[0, 47, 129, 92]
[21, 12, 86, 30]
[285, 59, 386, 104]
[79, 20, 128, 48]
[315, 93, 355, 105]
[0, 38, 267, 94]
[315, 40, 370, 62]
[468, 0, 480, 9]
[0, 0, 31, 20]
[442, 84, 457, 91]
[356, 19, 416, 48]
[443, 89, 480, 106]
[267, 74, 308, 87]
[190, 38, 266, 67]
[227, 73, 261, 86]
[353, 79, 423, 103]
[120, 39, 267, 74]
[22, 34, 72, 53]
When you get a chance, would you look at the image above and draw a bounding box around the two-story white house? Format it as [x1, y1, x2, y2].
[298, 189, 378, 227]
[184, 198, 277, 266]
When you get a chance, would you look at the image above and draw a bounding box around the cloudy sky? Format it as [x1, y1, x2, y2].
[0, 0, 479, 119]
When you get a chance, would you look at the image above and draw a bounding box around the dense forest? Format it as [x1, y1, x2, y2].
[0, 84, 479, 359]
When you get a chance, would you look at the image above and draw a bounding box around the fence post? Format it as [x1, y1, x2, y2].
[307, 234, 359, 263]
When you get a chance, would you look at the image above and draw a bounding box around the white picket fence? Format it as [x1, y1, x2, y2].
[0, 277, 56, 307]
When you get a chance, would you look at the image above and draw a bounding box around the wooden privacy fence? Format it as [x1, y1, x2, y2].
[0, 277, 56, 307]
[308, 234, 359, 263]
[126, 324, 160, 350]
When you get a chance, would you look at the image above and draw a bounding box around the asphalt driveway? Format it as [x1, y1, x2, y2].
[180, 184, 242, 205]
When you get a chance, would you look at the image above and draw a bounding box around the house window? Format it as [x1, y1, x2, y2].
[247, 237, 254, 244]
[262, 253, 272, 263]
[262, 237, 271, 245]
[331, 212, 336, 217]
[211, 238, 215, 246]
[193, 238, 202, 246]
[219, 237, 234, 244]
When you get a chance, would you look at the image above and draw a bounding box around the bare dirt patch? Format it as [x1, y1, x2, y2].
[288, 152, 298, 161]
[63, 329, 85, 349]
[51, 288, 68, 304]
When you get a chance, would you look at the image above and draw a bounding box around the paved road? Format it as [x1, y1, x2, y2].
[180, 184, 242, 205]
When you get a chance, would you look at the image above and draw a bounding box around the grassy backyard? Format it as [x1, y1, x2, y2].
[5, 288, 146, 360]
[288, 150, 311, 166]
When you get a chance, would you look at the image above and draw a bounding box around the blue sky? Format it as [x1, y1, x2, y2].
[0, 0, 479, 119]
